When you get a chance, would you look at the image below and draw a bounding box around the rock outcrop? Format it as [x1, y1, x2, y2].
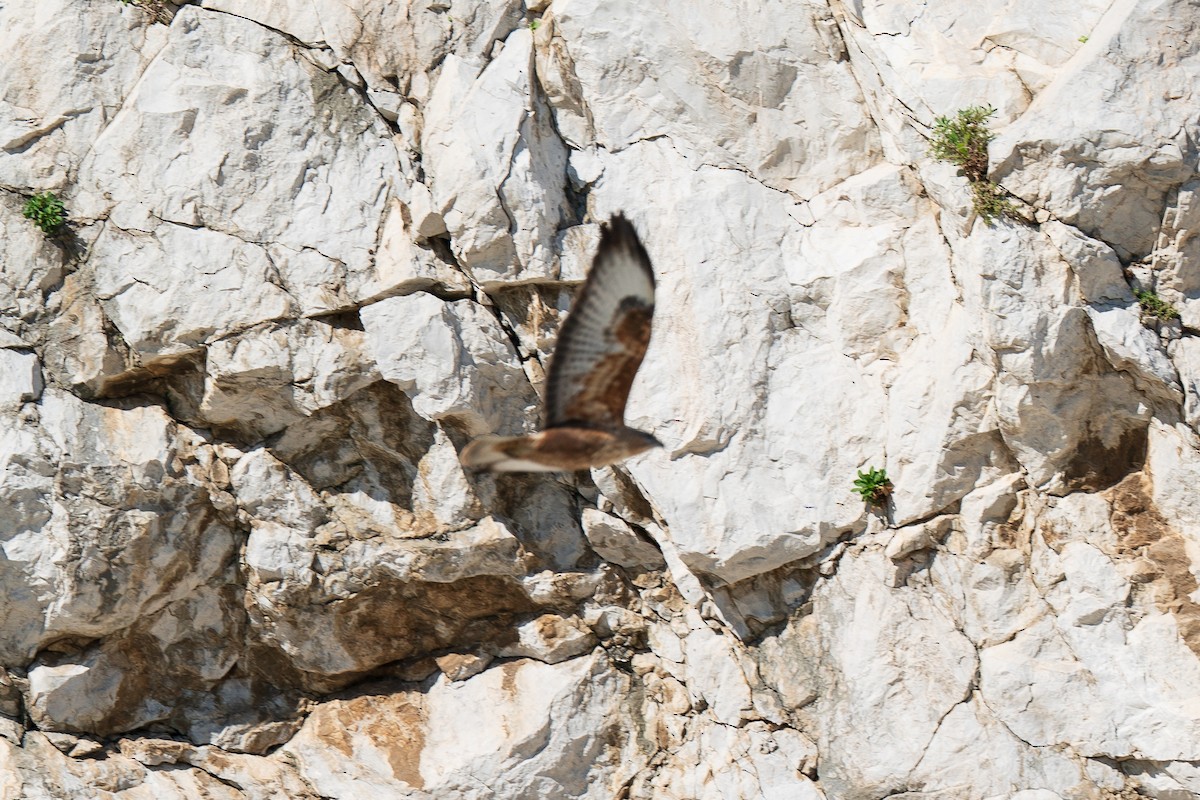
[2, 0, 1199, 797]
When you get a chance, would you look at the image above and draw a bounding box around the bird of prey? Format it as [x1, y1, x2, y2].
[460, 214, 663, 472]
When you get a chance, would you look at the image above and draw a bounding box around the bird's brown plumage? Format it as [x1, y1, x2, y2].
[460, 214, 662, 472]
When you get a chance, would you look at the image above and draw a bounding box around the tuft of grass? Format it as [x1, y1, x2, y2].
[1078, 35, 1089, 43]
[22, 192, 66, 237]
[1135, 289, 1179, 321]
[529, 18, 541, 30]
[852, 467, 893, 507]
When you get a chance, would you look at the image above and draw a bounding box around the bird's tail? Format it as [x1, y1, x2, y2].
[459, 435, 559, 472]
[459, 435, 517, 470]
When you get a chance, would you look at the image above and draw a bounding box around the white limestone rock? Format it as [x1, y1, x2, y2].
[0, 194, 71, 328]
[1170, 338, 1200, 435]
[74, 7, 397, 291]
[1145, 421, 1200, 539]
[548, 0, 880, 197]
[932, 546, 1049, 652]
[200, 1, 328, 46]
[40, 275, 134, 397]
[0, 391, 235, 666]
[585, 142, 869, 582]
[1, 731, 317, 800]
[980, 611, 1200, 760]
[351, 197, 468, 303]
[800, 551, 979, 797]
[910, 696, 1100, 798]
[956, 222, 1149, 491]
[1156, 177, 1200, 329]
[841, 0, 1110, 129]
[971, 490, 1200, 765]
[27, 587, 241, 735]
[591, 147, 1016, 581]
[282, 653, 649, 798]
[632, 719, 823, 800]
[0, 0, 169, 189]
[422, 29, 569, 285]
[1044, 221, 1130, 305]
[244, 520, 318, 586]
[201, 0, 524, 95]
[884, 518, 941, 562]
[991, 0, 1200, 260]
[411, 427, 481, 530]
[556, 222, 601, 282]
[361, 292, 535, 435]
[0, 349, 42, 410]
[882, 309, 1004, 525]
[1085, 304, 1179, 399]
[1142, 762, 1200, 798]
[580, 508, 665, 569]
[199, 318, 380, 440]
[435, 650, 493, 682]
[87, 222, 310, 361]
[0, 393, 244, 737]
[680, 618, 756, 727]
[244, 514, 537, 681]
[495, 613, 597, 663]
[957, 472, 1024, 558]
[26, 664, 116, 731]
[228, 448, 327, 531]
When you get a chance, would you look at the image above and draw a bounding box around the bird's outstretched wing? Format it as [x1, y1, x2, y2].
[544, 214, 656, 430]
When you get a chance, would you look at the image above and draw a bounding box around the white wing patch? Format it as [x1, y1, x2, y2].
[485, 457, 563, 473]
[544, 214, 655, 428]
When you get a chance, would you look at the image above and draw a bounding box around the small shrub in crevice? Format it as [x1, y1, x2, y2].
[969, 179, 1017, 226]
[1135, 288, 1179, 321]
[929, 105, 1018, 225]
[929, 105, 996, 180]
[853, 467, 893, 507]
[22, 192, 66, 237]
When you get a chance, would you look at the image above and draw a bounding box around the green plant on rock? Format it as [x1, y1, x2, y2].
[852, 467, 893, 507]
[970, 179, 1017, 225]
[929, 105, 1018, 224]
[1135, 288, 1179, 321]
[529, 18, 541, 30]
[930, 105, 996, 180]
[22, 192, 66, 237]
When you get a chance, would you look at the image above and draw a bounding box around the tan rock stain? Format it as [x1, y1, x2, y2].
[310, 694, 428, 789]
[534, 614, 567, 644]
[367, 697, 427, 789]
[499, 661, 520, 698]
[1108, 472, 1200, 656]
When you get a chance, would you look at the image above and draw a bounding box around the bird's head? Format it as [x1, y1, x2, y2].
[624, 428, 664, 455]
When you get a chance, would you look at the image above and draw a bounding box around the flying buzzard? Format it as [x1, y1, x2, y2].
[460, 214, 662, 471]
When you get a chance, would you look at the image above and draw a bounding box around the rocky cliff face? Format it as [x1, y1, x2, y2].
[1, 0, 1198, 797]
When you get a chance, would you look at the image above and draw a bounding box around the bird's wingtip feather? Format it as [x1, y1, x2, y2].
[596, 212, 654, 287]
